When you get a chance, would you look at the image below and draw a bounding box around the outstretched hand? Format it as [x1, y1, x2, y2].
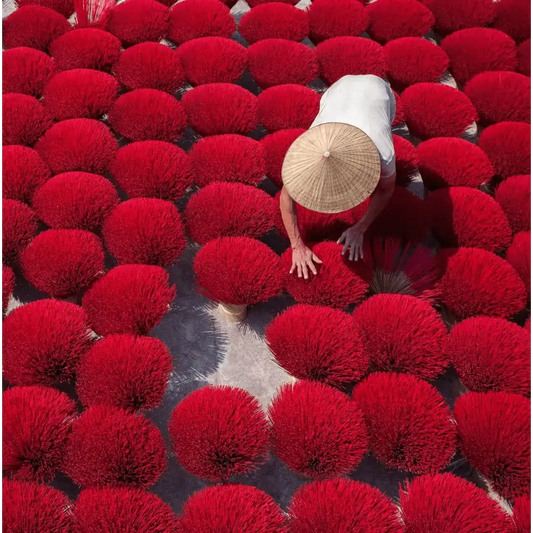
[290, 244, 322, 280]
[338, 225, 365, 261]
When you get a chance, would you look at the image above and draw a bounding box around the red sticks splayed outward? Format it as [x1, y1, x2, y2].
[362, 237, 441, 301]
[392, 90, 406, 126]
[275, 192, 369, 243]
[289, 479, 403, 533]
[492, 0, 531, 43]
[194, 236, 283, 306]
[401, 83, 478, 140]
[182, 83, 258, 136]
[20, 229, 105, 298]
[178, 485, 288, 533]
[3, 479, 75, 532]
[32, 172, 120, 232]
[454, 391, 530, 501]
[73, 0, 116, 29]
[3, 93, 53, 147]
[506, 231, 530, 295]
[353, 372, 456, 474]
[392, 135, 419, 185]
[168, 0, 235, 45]
[367, 186, 430, 242]
[495, 174, 531, 233]
[425, 186, 512, 253]
[17, 0, 74, 18]
[103, 198, 186, 267]
[76, 335, 172, 411]
[426, 0, 496, 36]
[169, 386, 269, 482]
[417, 137, 494, 189]
[366, 0, 435, 44]
[3, 0, 531, 518]
[261, 129, 305, 188]
[316, 37, 386, 85]
[307, 0, 368, 43]
[513, 494, 531, 533]
[185, 182, 277, 244]
[355, 294, 448, 380]
[2, 145, 51, 204]
[2, 199, 38, 266]
[177, 37, 247, 86]
[111, 141, 193, 201]
[35, 118, 119, 175]
[106, 0, 169, 46]
[239, 3, 309, 44]
[257, 85, 320, 132]
[447, 316, 530, 396]
[113, 42, 185, 93]
[3, 299, 91, 386]
[478, 122, 531, 179]
[3, 6, 70, 52]
[465, 71, 531, 125]
[43, 69, 119, 121]
[384, 37, 449, 90]
[517, 43, 532, 76]
[49, 28, 121, 72]
[441, 28, 518, 85]
[436, 247, 527, 320]
[74, 487, 178, 533]
[82, 264, 176, 336]
[108, 89, 187, 143]
[266, 304, 369, 387]
[189, 134, 266, 187]
[248, 39, 319, 89]
[3, 386, 77, 482]
[269, 380, 369, 479]
[399, 473, 515, 533]
[62, 405, 167, 488]
[3, 47, 56, 97]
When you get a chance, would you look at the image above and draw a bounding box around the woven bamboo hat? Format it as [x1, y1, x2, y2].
[281, 122, 381, 214]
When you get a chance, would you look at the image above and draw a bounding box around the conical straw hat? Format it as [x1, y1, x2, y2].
[281, 122, 381, 214]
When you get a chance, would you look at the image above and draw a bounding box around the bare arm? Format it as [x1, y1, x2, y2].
[280, 186, 303, 248]
[280, 186, 322, 279]
[338, 174, 396, 260]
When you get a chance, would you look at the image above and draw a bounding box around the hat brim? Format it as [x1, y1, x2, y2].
[281, 122, 381, 214]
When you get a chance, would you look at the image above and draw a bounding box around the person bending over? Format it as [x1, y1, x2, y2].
[280, 74, 397, 279]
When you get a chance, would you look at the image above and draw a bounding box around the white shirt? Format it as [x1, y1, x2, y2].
[310, 75, 396, 179]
